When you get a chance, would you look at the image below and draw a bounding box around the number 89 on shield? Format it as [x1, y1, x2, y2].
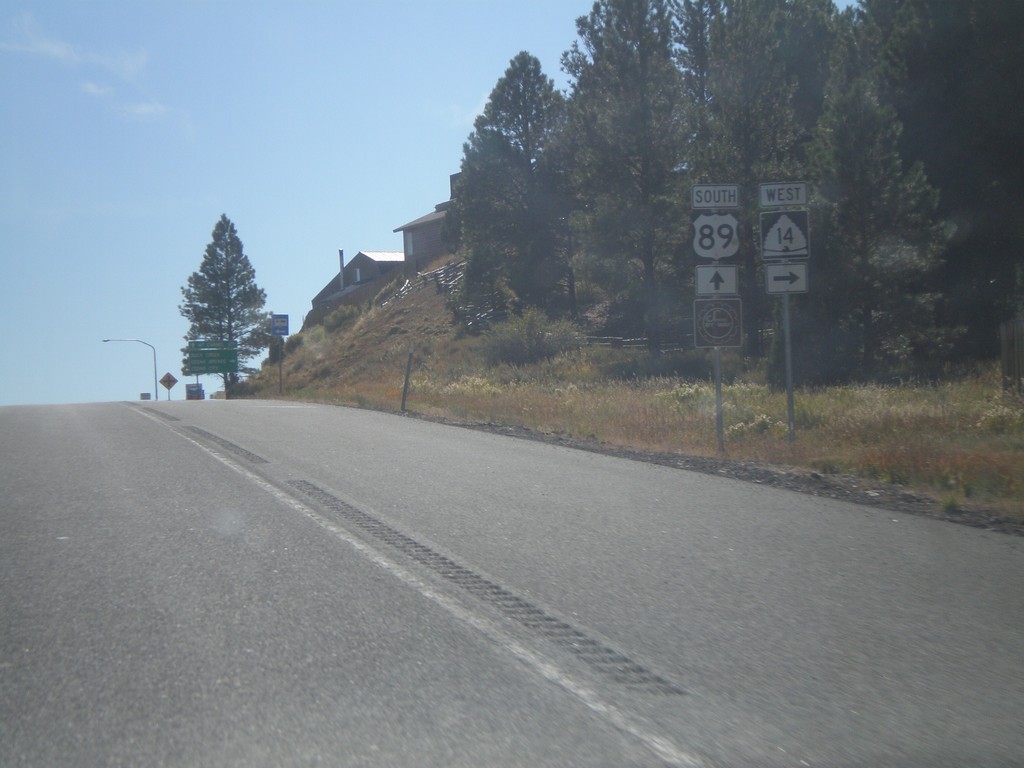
[692, 213, 740, 260]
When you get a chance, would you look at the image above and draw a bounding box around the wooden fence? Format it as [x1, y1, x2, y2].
[376, 259, 705, 349]
[585, 336, 693, 351]
[1002, 317, 1024, 393]
[380, 261, 465, 308]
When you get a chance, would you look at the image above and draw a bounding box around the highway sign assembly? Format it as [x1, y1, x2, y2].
[694, 298, 743, 348]
[765, 262, 809, 294]
[187, 339, 239, 375]
[696, 265, 738, 296]
[692, 213, 740, 260]
[742, 182, 812, 443]
[691, 182, 746, 452]
[687, 180, 814, 446]
[760, 210, 810, 259]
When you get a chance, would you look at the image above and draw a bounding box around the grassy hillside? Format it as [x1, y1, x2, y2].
[244, 261, 1024, 521]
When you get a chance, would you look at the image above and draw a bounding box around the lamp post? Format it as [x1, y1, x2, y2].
[102, 338, 159, 401]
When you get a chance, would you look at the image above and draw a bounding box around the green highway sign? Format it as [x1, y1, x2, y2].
[187, 339, 239, 373]
[187, 350, 236, 360]
[188, 352, 237, 363]
[187, 348, 238, 374]
[188, 351, 237, 361]
[188, 339, 238, 349]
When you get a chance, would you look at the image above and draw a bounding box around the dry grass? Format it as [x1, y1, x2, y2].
[405, 372, 1024, 513]
[246, 268, 1024, 518]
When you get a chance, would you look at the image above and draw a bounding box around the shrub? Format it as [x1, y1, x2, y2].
[726, 413, 784, 438]
[482, 309, 584, 366]
[975, 394, 1024, 434]
[324, 304, 360, 332]
[303, 324, 327, 347]
[596, 348, 721, 381]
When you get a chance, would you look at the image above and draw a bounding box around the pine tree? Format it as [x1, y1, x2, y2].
[179, 215, 268, 396]
[701, 0, 803, 358]
[563, 0, 690, 349]
[449, 52, 568, 315]
[676, 0, 720, 147]
[862, 0, 1024, 355]
[800, 11, 948, 381]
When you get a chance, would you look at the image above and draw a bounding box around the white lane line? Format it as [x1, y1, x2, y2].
[173, 424, 708, 768]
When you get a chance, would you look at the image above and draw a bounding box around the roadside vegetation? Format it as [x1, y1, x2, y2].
[242, 282, 1024, 520]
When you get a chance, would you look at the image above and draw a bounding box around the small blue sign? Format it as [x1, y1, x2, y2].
[271, 314, 289, 336]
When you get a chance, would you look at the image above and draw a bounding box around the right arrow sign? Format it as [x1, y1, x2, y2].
[765, 262, 809, 294]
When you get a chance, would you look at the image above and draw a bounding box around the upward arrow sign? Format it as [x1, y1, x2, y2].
[696, 265, 738, 295]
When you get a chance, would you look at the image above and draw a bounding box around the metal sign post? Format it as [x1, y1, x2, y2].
[760, 183, 811, 443]
[714, 347, 725, 453]
[691, 183, 742, 453]
[764, 263, 809, 443]
[786, 292, 794, 442]
[271, 314, 289, 395]
[401, 346, 414, 413]
[159, 372, 178, 401]
[695, 298, 743, 453]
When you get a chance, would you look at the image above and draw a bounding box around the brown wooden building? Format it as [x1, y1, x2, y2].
[393, 173, 458, 271]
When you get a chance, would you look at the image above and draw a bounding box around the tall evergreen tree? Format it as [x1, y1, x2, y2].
[862, 0, 1024, 354]
[674, 0, 723, 248]
[800, 10, 947, 381]
[775, 0, 837, 148]
[448, 52, 567, 314]
[563, 0, 690, 349]
[675, 0, 720, 149]
[702, 0, 802, 357]
[179, 214, 268, 396]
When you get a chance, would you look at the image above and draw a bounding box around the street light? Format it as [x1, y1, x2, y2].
[102, 338, 159, 401]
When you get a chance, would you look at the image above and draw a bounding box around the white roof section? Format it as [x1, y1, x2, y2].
[359, 251, 405, 262]
[342, 250, 405, 265]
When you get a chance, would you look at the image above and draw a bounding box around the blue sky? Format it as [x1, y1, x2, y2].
[0, 0, 592, 404]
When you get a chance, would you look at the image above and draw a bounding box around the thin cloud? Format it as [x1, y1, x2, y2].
[81, 81, 114, 97]
[0, 32, 75, 62]
[1, 12, 148, 82]
[122, 101, 168, 120]
[3, 12, 167, 121]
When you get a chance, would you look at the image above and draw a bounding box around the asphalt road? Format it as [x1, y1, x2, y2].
[1, 400, 1021, 767]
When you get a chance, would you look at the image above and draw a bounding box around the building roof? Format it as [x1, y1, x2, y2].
[311, 274, 342, 307]
[355, 250, 405, 263]
[393, 205, 448, 233]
